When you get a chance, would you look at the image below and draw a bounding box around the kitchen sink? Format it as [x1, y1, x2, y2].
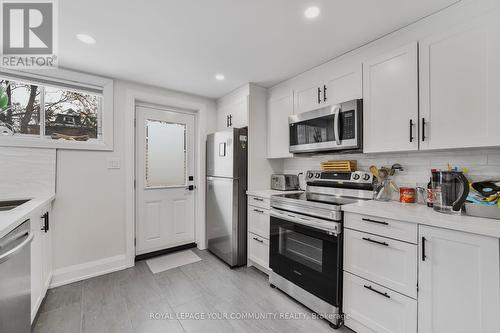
[0, 199, 31, 212]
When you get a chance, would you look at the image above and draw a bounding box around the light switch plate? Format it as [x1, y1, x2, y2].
[107, 158, 121, 169]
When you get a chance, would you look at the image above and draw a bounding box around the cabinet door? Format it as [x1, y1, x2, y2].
[363, 42, 419, 153]
[418, 226, 500, 333]
[344, 272, 417, 333]
[217, 98, 248, 130]
[324, 63, 362, 106]
[248, 205, 270, 239]
[41, 209, 52, 292]
[229, 97, 248, 128]
[267, 93, 293, 158]
[293, 76, 322, 114]
[30, 213, 43, 322]
[344, 229, 417, 298]
[248, 232, 269, 270]
[419, 12, 500, 149]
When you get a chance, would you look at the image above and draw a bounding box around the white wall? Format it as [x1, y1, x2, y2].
[49, 78, 216, 287]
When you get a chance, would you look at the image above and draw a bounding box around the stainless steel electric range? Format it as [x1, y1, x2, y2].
[269, 170, 373, 329]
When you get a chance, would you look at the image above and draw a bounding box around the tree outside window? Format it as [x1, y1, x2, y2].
[0, 78, 101, 140]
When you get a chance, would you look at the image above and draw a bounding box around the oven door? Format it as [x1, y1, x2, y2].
[269, 213, 342, 307]
[288, 99, 361, 153]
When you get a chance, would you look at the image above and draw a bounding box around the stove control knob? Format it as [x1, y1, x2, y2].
[315, 173, 321, 179]
[363, 173, 371, 181]
[352, 173, 360, 180]
[307, 172, 314, 179]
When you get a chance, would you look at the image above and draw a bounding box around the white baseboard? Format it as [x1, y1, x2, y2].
[49, 254, 130, 288]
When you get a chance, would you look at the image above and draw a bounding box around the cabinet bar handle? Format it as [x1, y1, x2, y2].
[317, 87, 322, 104]
[253, 197, 264, 202]
[409, 119, 414, 142]
[362, 237, 389, 247]
[323, 84, 327, 102]
[253, 209, 264, 213]
[422, 236, 426, 261]
[362, 218, 388, 226]
[364, 285, 391, 299]
[422, 118, 426, 141]
[253, 237, 264, 243]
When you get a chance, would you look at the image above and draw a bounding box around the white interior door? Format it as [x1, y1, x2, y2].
[135, 105, 196, 255]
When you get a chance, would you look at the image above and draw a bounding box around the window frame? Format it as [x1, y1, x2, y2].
[0, 68, 114, 151]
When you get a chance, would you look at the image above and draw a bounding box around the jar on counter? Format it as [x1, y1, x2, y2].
[400, 187, 416, 203]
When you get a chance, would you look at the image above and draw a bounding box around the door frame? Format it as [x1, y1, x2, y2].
[124, 87, 210, 268]
[134, 102, 198, 256]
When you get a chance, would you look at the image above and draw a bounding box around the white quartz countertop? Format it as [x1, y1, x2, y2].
[0, 194, 55, 239]
[246, 189, 304, 199]
[343, 200, 500, 238]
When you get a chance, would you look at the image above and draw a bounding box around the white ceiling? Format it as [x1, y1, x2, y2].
[59, 0, 458, 98]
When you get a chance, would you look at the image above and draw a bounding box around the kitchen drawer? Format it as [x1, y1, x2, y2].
[344, 212, 417, 244]
[248, 205, 270, 239]
[247, 195, 270, 210]
[344, 229, 417, 298]
[248, 232, 269, 270]
[343, 272, 417, 333]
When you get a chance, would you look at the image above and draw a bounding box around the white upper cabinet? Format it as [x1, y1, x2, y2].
[293, 62, 362, 115]
[418, 226, 500, 333]
[267, 88, 293, 159]
[419, 11, 500, 150]
[217, 96, 248, 130]
[293, 69, 323, 114]
[323, 62, 362, 107]
[363, 42, 419, 153]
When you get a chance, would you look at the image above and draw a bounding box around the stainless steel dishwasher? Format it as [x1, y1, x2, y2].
[0, 220, 33, 333]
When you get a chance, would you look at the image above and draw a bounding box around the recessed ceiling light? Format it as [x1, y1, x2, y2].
[215, 74, 225, 81]
[304, 6, 320, 19]
[76, 33, 96, 45]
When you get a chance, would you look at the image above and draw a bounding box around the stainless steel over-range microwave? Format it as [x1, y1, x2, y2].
[288, 99, 362, 154]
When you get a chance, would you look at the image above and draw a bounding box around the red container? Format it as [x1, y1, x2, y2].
[400, 187, 416, 203]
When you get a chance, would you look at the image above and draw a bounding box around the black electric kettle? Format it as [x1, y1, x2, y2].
[431, 170, 469, 214]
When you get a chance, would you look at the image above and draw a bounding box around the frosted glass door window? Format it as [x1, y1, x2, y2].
[145, 120, 186, 187]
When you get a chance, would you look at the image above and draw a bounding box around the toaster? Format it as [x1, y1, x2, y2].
[271, 174, 300, 191]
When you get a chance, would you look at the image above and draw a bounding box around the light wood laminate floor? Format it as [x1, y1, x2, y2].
[33, 249, 353, 333]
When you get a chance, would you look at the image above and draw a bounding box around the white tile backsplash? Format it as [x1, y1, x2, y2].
[282, 148, 500, 189]
[0, 147, 56, 198]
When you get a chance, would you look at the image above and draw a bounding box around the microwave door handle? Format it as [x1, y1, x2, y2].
[333, 105, 341, 145]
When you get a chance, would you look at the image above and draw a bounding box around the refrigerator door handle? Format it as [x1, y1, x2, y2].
[219, 143, 226, 156]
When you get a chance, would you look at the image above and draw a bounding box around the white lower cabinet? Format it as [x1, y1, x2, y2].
[344, 272, 417, 333]
[418, 225, 500, 333]
[247, 195, 271, 273]
[344, 229, 417, 298]
[248, 206, 270, 239]
[247, 232, 269, 270]
[30, 204, 52, 322]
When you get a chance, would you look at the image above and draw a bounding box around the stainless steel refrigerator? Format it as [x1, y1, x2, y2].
[206, 128, 247, 267]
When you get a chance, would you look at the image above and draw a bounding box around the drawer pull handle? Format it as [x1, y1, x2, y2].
[253, 198, 264, 202]
[253, 237, 264, 243]
[364, 285, 391, 299]
[253, 209, 265, 214]
[362, 218, 388, 226]
[362, 237, 389, 247]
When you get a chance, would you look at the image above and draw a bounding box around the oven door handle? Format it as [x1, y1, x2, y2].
[333, 105, 341, 145]
[270, 210, 339, 235]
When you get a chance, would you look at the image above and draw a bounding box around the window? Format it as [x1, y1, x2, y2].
[0, 70, 113, 150]
[145, 119, 186, 187]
